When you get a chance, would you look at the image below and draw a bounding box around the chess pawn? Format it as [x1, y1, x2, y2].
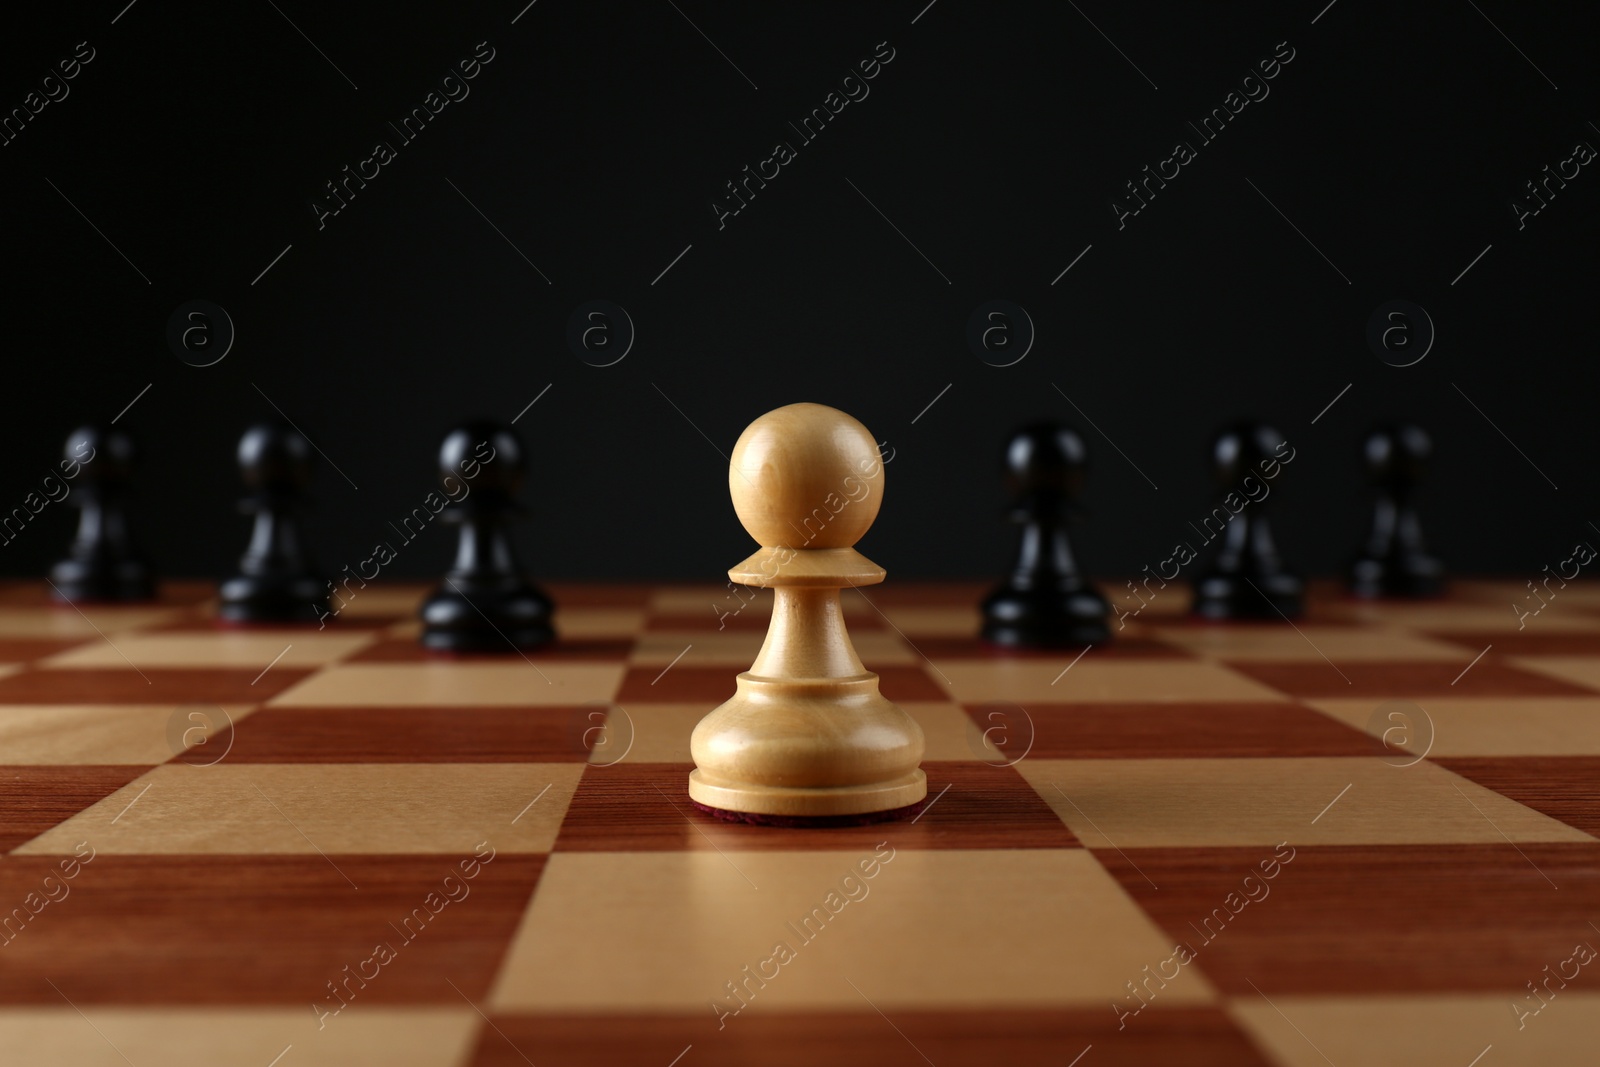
[689, 403, 926, 820]
[1348, 424, 1444, 598]
[1191, 422, 1304, 620]
[217, 423, 329, 624]
[419, 422, 555, 652]
[49, 424, 155, 603]
[980, 423, 1110, 646]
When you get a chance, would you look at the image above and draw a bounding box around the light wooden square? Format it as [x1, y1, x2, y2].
[13, 763, 583, 855]
[585, 703, 705, 764]
[556, 608, 646, 639]
[1307, 697, 1600, 756]
[881, 606, 981, 638]
[41, 632, 375, 669]
[1016, 757, 1594, 847]
[936, 660, 1287, 704]
[489, 849, 1214, 1012]
[268, 663, 624, 706]
[1334, 602, 1600, 632]
[320, 584, 429, 618]
[1510, 657, 1600, 694]
[1230, 994, 1600, 1067]
[1151, 625, 1467, 661]
[0, 704, 253, 764]
[0, 607, 178, 637]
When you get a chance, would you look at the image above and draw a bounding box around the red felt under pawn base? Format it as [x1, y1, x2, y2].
[689, 798, 927, 828]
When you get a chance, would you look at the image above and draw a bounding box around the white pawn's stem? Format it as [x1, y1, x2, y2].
[749, 587, 868, 682]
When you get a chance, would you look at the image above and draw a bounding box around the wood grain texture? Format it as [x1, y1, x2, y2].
[555, 762, 1077, 852]
[468, 1008, 1272, 1066]
[984, 701, 1381, 759]
[220, 706, 598, 762]
[1227, 660, 1597, 697]
[1096, 844, 1600, 993]
[0, 765, 151, 850]
[0, 667, 315, 703]
[0, 579, 1597, 1064]
[345, 636, 635, 663]
[1437, 756, 1600, 836]
[0, 855, 546, 1004]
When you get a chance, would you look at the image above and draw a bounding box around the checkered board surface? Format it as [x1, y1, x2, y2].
[4, 579, 1600, 1066]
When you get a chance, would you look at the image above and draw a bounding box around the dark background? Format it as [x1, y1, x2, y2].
[1, 0, 1595, 584]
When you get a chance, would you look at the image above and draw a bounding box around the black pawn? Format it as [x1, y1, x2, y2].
[419, 423, 555, 652]
[1349, 424, 1444, 598]
[218, 423, 328, 624]
[1192, 422, 1304, 620]
[49, 424, 155, 602]
[981, 423, 1109, 647]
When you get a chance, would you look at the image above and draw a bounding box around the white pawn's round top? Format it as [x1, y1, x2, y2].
[728, 402, 884, 550]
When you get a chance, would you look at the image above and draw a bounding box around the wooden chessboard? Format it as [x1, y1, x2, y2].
[3, 579, 1600, 1066]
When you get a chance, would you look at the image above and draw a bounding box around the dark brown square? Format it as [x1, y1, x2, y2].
[0, 638, 96, 662]
[867, 582, 991, 606]
[219, 706, 597, 762]
[1226, 660, 1594, 698]
[973, 702, 1379, 759]
[615, 666, 736, 703]
[0, 854, 546, 1004]
[918, 636, 1194, 661]
[148, 616, 400, 633]
[1424, 629, 1600, 657]
[0, 668, 315, 704]
[1095, 843, 1600, 994]
[0, 766, 152, 851]
[1436, 757, 1600, 837]
[345, 637, 634, 663]
[469, 1007, 1272, 1067]
[553, 762, 1077, 852]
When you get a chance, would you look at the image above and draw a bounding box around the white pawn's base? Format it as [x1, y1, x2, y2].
[689, 768, 927, 817]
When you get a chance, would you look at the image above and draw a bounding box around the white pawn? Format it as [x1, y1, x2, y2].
[689, 403, 927, 820]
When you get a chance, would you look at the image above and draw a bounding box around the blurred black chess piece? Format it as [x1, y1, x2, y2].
[419, 422, 555, 652]
[49, 424, 155, 602]
[1348, 424, 1444, 598]
[218, 423, 329, 624]
[980, 423, 1110, 646]
[1192, 422, 1304, 620]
